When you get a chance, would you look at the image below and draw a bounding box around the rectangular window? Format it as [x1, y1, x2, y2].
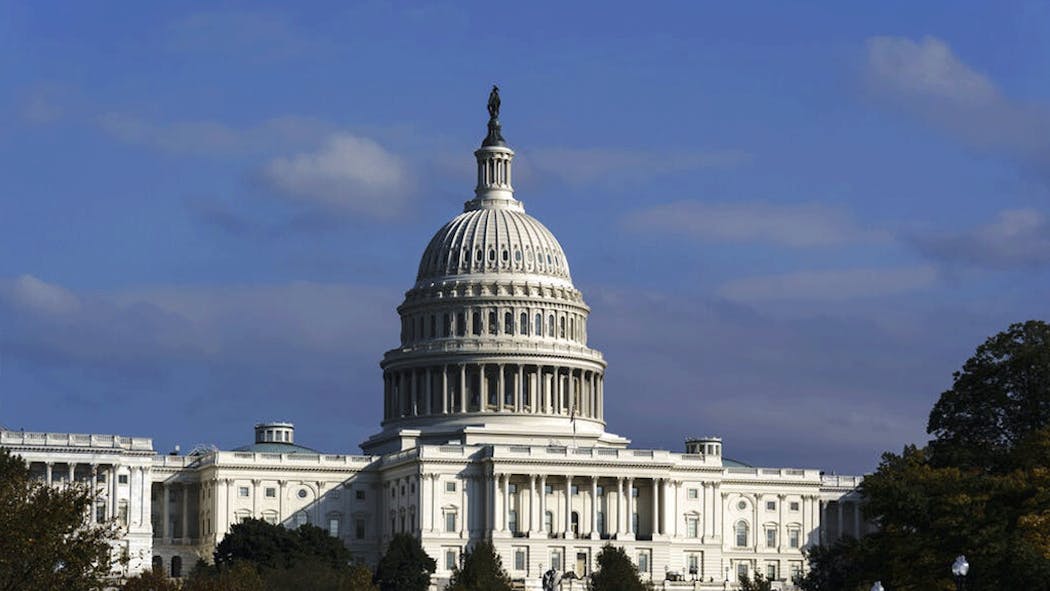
[508, 510, 518, 533]
[550, 549, 562, 572]
[508, 483, 518, 494]
[571, 485, 579, 495]
[514, 548, 526, 571]
[355, 518, 365, 540]
[789, 528, 800, 548]
[687, 517, 698, 538]
[239, 486, 250, 497]
[632, 512, 639, 534]
[446, 481, 457, 492]
[544, 484, 553, 495]
[356, 490, 366, 501]
[737, 563, 748, 581]
[118, 474, 128, 485]
[790, 561, 803, 580]
[790, 501, 800, 511]
[446, 512, 457, 533]
[265, 487, 276, 498]
[638, 551, 649, 573]
[687, 554, 699, 575]
[766, 500, 776, 511]
[446, 550, 457, 571]
[766, 561, 778, 580]
[328, 518, 339, 537]
[766, 528, 777, 548]
[688, 488, 698, 499]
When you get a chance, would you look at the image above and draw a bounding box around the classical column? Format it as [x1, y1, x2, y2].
[459, 364, 468, 413]
[625, 477, 635, 538]
[672, 480, 680, 537]
[529, 474, 538, 534]
[479, 363, 488, 411]
[753, 494, 760, 551]
[425, 367, 433, 415]
[516, 365, 524, 412]
[564, 475, 573, 538]
[45, 462, 53, 485]
[430, 474, 438, 534]
[162, 484, 171, 541]
[539, 475, 547, 535]
[410, 370, 418, 415]
[501, 474, 510, 533]
[459, 475, 469, 538]
[181, 484, 190, 542]
[441, 366, 449, 414]
[140, 467, 149, 528]
[278, 480, 286, 524]
[68, 462, 76, 484]
[616, 477, 625, 537]
[590, 476, 599, 539]
[778, 494, 786, 550]
[651, 478, 661, 537]
[497, 364, 505, 411]
[819, 500, 826, 544]
[714, 485, 723, 541]
[90, 465, 99, 524]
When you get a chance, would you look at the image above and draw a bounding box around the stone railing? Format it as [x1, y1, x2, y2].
[821, 474, 864, 488]
[1, 430, 154, 452]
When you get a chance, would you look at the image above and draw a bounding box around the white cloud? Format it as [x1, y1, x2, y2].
[718, 266, 939, 302]
[864, 35, 1050, 177]
[623, 200, 884, 247]
[260, 133, 413, 219]
[914, 208, 1050, 268]
[5, 275, 80, 315]
[523, 147, 749, 185]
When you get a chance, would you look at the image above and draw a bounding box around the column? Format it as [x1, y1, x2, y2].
[68, 462, 76, 483]
[701, 482, 710, 540]
[625, 477, 635, 538]
[225, 479, 233, 534]
[529, 474, 538, 534]
[479, 363, 487, 411]
[459, 365, 467, 413]
[564, 475, 573, 538]
[430, 474, 438, 534]
[650, 478, 660, 537]
[501, 474, 510, 533]
[819, 500, 826, 544]
[140, 467, 149, 528]
[753, 495, 760, 551]
[182, 484, 190, 542]
[45, 462, 53, 485]
[162, 484, 171, 541]
[671, 480, 680, 537]
[836, 501, 843, 541]
[778, 494, 786, 550]
[714, 485, 723, 541]
[278, 480, 286, 524]
[459, 475, 469, 538]
[411, 370, 418, 415]
[441, 366, 449, 414]
[590, 476, 599, 539]
[90, 465, 99, 524]
[425, 367, 433, 415]
[497, 364, 505, 411]
[539, 475, 547, 535]
[516, 365, 524, 412]
[614, 478, 623, 537]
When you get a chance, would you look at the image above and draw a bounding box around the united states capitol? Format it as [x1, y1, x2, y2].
[1, 91, 866, 590]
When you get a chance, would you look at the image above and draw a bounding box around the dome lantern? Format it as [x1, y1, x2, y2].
[468, 85, 519, 209]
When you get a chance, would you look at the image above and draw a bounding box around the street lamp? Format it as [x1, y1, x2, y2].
[951, 555, 969, 591]
[871, 582, 884, 591]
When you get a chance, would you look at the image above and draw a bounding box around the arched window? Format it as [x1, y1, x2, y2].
[559, 316, 566, 339]
[570, 317, 575, 340]
[151, 556, 163, 574]
[488, 310, 498, 335]
[430, 315, 436, 338]
[473, 311, 482, 336]
[443, 313, 451, 337]
[456, 312, 466, 337]
[535, 313, 543, 336]
[548, 315, 555, 337]
[504, 312, 514, 335]
[520, 312, 528, 336]
[735, 521, 749, 547]
[170, 556, 182, 578]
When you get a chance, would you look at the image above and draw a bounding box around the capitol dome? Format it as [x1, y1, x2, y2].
[361, 89, 627, 455]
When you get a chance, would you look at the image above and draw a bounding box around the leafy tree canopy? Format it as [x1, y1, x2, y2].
[739, 572, 773, 591]
[214, 519, 352, 571]
[444, 541, 512, 591]
[373, 533, 435, 591]
[0, 448, 122, 591]
[589, 545, 649, 591]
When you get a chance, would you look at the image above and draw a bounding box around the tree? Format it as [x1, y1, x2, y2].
[928, 320, 1050, 470]
[444, 541, 512, 591]
[739, 572, 773, 591]
[214, 519, 352, 571]
[373, 533, 435, 591]
[793, 538, 866, 591]
[589, 545, 649, 591]
[121, 569, 181, 591]
[183, 562, 264, 591]
[0, 448, 123, 591]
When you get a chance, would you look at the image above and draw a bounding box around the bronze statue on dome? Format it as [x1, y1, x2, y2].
[487, 85, 501, 120]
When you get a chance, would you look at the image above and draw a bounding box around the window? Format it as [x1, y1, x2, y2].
[544, 511, 553, 532]
[597, 511, 605, 535]
[544, 484, 553, 495]
[559, 316, 565, 338]
[355, 518, 366, 540]
[766, 561, 778, 580]
[446, 550, 457, 571]
[430, 315, 436, 338]
[789, 528, 800, 548]
[239, 487, 250, 497]
[766, 527, 777, 548]
[508, 483, 518, 494]
[118, 474, 128, 485]
[631, 487, 639, 497]
[737, 563, 749, 581]
[390, 487, 396, 498]
[737, 500, 747, 510]
[571, 485, 579, 495]
[356, 490, 366, 501]
[263, 512, 278, 525]
[687, 517, 699, 538]
[96, 501, 106, 523]
[457, 312, 466, 336]
[535, 313, 543, 336]
[790, 561, 804, 580]
[637, 551, 649, 573]
[504, 311, 513, 334]
[446, 512, 457, 532]
[473, 312, 482, 335]
[520, 312, 528, 335]
[596, 485, 604, 496]
[766, 500, 776, 511]
[509, 510, 518, 533]
[570, 512, 579, 536]
[790, 501, 800, 511]
[265, 487, 276, 498]
[298, 489, 308, 499]
[632, 512, 639, 533]
[687, 554, 699, 576]
[329, 518, 340, 537]
[446, 481, 456, 492]
[688, 488, 698, 499]
[550, 549, 562, 571]
[514, 548, 526, 570]
[443, 313, 451, 337]
[548, 315, 554, 337]
[735, 521, 749, 547]
[488, 310, 498, 335]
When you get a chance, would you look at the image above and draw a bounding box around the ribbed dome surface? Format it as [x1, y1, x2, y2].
[415, 206, 572, 285]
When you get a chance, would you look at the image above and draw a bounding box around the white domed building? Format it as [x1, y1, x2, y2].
[0, 92, 866, 589]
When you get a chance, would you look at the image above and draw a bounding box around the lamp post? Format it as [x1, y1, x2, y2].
[951, 555, 969, 591]
[871, 582, 884, 591]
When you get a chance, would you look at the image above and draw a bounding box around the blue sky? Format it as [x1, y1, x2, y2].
[2, 1, 1049, 474]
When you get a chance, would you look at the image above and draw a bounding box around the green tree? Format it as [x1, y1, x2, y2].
[214, 519, 352, 571]
[121, 569, 181, 591]
[589, 545, 649, 591]
[0, 448, 123, 591]
[793, 538, 866, 591]
[444, 541, 512, 591]
[183, 562, 264, 591]
[739, 572, 773, 591]
[928, 320, 1050, 470]
[373, 533, 435, 591]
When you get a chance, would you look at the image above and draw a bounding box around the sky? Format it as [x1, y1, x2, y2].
[2, 1, 1049, 474]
